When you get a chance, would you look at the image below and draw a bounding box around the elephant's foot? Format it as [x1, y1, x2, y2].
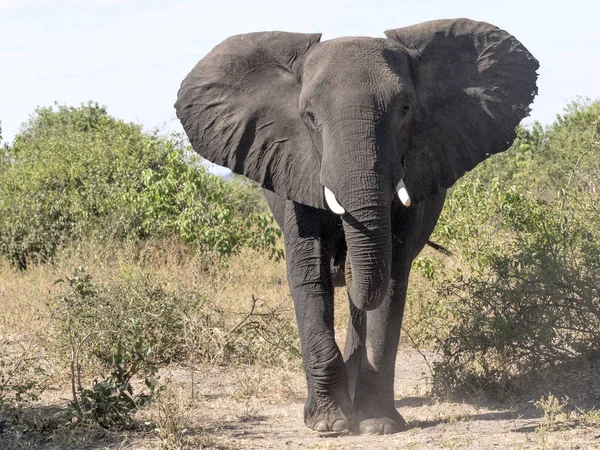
[354, 395, 406, 435]
[304, 389, 355, 433]
[358, 410, 406, 435]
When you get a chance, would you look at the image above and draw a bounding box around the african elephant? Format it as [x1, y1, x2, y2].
[175, 18, 538, 435]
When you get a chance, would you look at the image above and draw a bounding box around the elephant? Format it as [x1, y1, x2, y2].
[175, 18, 538, 435]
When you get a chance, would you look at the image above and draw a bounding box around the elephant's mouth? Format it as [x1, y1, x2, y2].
[323, 180, 411, 215]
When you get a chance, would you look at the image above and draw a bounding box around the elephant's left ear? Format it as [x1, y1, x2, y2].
[385, 19, 538, 203]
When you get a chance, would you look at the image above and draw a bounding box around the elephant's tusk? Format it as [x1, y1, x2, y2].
[324, 187, 346, 215]
[397, 179, 411, 207]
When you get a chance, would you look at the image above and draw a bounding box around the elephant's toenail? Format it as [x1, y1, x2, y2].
[382, 422, 401, 434]
[313, 420, 329, 432]
[361, 423, 380, 435]
[331, 419, 347, 431]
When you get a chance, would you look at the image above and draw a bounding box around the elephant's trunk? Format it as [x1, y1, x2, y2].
[341, 192, 392, 311]
[321, 118, 394, 311]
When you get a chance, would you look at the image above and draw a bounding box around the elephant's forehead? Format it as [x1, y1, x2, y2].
[304, 37, 410, 91]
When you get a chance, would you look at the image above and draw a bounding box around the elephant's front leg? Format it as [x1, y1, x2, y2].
[344, 197, 445, 435]
[348, 270, 410, 435]
[283, 201, 355, 432]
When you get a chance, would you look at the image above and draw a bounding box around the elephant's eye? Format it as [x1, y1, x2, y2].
[303, 110, 320, 130]
[400, 104, 410, 116]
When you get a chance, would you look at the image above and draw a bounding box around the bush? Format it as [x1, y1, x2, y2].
[52, 268, 198, 429]
[129, 149, 282, 259]
[0, 103, 170, 266]
[0, 103, 281, 267]
[407, 99, 600, 397]
[71, 352, 160, 430]
[465, 98, 600, 197]
[51, 267, 299, 377]
[52, 268, 202, 373]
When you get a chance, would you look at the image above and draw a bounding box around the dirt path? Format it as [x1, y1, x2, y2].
[121, 345, 599, 449]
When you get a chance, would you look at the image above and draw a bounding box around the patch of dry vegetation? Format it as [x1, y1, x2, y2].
[0, 240, 302, 448]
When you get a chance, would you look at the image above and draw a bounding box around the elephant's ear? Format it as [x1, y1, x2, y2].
[175, 32, 325, 209]
[385, 19, 538, 203]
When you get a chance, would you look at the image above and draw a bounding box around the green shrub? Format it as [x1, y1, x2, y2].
[465, 98, 600, 196]
[0, 103, 281, 267]
[53, 268, 190, 429]
[0, 103, 170, 266]
[408, 99, 600, 397]
[71, 353, 160, 430]
[128, 149, 282, 258]
[38, 266, 300, 430]
[51, 267, 299, 376]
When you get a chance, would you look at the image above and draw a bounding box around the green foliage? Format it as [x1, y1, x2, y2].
[72, 352, 160, 430]
[0, 103, 170, 266]
[467, 98, 600, 195]
[0, 102, 281, 267]
[0, 120, 6, 168]
[129, 150, 282, 258]
[409, 99, 600, 397]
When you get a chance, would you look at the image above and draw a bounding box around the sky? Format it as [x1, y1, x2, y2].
[1, 0, 599, 153]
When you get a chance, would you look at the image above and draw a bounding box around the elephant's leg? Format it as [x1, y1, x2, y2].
[351, 266, 410, 435]
[282, 201, 354, 432]
[343, 237, 412, 434]
[345, 195, 446, 435]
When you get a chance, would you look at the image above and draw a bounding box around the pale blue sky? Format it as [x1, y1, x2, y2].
[1, 0, 599, 147]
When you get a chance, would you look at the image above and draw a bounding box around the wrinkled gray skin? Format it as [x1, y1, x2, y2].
[175, 19, 538, 435]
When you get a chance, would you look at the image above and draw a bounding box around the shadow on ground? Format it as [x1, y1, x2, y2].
[396, 352, 600, 429]
[0, 404, 133, 450]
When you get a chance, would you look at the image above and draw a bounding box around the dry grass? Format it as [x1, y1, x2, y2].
[0, 237, 353, 350]
[0, 239, 303, 448]
[0, 239, 288, 330]
[2, 240, 599, 449]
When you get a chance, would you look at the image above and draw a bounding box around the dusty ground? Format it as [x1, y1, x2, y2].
[90, 345, 597, 450]
[2, 344, 599, 449]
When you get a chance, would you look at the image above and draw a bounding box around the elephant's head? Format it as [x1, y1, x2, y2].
[175, 19, 538, 310]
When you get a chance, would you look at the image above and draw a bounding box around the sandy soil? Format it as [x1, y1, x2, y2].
[113, 345, 599, 450]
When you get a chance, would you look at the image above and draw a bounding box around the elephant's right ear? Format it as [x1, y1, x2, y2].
[175, 32, 325, 209]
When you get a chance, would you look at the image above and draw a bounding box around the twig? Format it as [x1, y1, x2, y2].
[401, 325, 434, 377]
[67, 307, 79, 411]
[226, 295, 259, 337]
[208, 296, 261, 366]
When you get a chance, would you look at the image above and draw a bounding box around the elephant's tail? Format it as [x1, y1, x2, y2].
[426, 240, 452, 256]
